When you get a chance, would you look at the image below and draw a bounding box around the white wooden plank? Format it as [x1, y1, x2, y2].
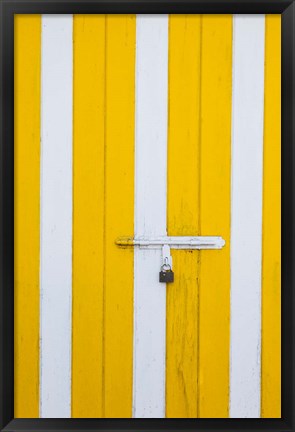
[229, 15, 265, 418]
[40, 15, 73, 418]
[133, 14, 168, 418]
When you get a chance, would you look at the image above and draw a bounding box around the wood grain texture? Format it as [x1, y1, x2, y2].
[230, 15, 265, 418]
[133, 15, 168, 418]
[261, 14, 281, 419]
[166, 14, 201, 418]
[14, 14, 41, 418]
[198, 15, 232, 418]
[13, 14, 281, 418]
[40, 15, 73, 418]
[72, 15, 106, 418]
[104, 15, 136, 418]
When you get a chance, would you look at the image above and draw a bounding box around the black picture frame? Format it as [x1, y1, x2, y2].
[0, 0, 293, 431]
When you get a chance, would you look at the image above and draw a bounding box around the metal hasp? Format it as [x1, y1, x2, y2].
[115, 236, 226, 250]
[116, 236, 225, 283]
[116, 236, 225, 284]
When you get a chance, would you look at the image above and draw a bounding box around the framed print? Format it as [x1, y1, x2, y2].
[0, 0, 294, 431]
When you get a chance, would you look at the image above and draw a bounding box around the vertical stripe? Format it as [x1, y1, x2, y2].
[72, 15, 106, 418]
[104, 15, 136, 417]
[133, 15, 168, 418]
[261, 14, 281, 418]
[40, 15, 73, 418]
[198, 15, 232, 418]
[166, 14, 201, 418]
[230, 15, 265, 418]
[14, 15, 41, 418]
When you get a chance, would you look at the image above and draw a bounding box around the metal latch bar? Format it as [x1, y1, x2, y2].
[115, 236, 225, 250]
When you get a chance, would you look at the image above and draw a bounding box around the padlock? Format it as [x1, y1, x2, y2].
[159, 264, 174, 283]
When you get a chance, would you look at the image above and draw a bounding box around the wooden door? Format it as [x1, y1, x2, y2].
[14, 14, 280, 418]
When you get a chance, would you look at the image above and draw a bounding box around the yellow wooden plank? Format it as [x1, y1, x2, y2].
[14, 14, 41, 418]
[72, 15, 106, 418]
[104, 15, 136, 417]
[166, 14, 201, 418]
[261, 14, 281, 418]
[198, 15, 232, 418]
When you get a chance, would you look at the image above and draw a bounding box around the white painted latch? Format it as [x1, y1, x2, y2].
[115, 236, 225, 250]
[116, 235, 225, 283]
